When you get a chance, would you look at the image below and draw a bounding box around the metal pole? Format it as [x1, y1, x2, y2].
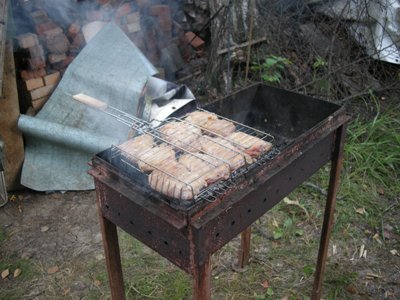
[312, 124, 347, 299]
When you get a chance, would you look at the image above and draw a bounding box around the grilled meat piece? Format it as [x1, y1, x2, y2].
[227, 132, 273, 158]
[148, 162, 206, 200]
[137, 144, 176, 173]
[184, 111, 218, 126]
[159, 121, 202, 152]
[117, 134, 154, 161]
[179, 153, 230, 184]
[201, 119, 236, 137]
[199, 136, 253, 171]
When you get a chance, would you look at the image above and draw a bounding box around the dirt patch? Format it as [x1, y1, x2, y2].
[0, 190, 399, 299]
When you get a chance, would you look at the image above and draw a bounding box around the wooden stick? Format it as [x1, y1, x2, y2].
[217, 37, 266, 55]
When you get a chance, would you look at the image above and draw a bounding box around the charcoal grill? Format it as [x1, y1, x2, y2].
[89, 83, 350, 299]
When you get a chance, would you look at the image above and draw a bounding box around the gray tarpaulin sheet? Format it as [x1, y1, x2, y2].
[19, 23, 157, 191]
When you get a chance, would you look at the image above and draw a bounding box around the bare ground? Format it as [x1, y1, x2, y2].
[0, 190, 399, 299]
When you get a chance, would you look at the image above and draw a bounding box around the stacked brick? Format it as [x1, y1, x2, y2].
[14, 0, 207, 112]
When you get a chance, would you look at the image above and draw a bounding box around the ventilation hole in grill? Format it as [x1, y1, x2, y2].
[117, 212, 121, 216]
[247, 208, 252, 213]
[105, 204, 109, 209]
[276, 188, 280, 194]
[129, 221, 134, 225]
[164, 241, 169, 246]
[263, 198, 267, 203]
[288, 177, 292, 181]
[301, 168, 305, 172]
[179, 250, 182, 255]
[231, 220, 236, 226]
[148, 230, 152, 235]
[215, 232, 220, 238]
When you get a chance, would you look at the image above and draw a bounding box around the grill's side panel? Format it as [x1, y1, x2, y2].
[192, 132, 335, 265]
[92, 172, 192, 273]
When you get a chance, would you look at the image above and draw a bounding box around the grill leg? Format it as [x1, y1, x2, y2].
[193, 255, 211, 300]
[312, 124, 347, 300]
[237, 226, 251, 269]
[96, 197, 126, 299]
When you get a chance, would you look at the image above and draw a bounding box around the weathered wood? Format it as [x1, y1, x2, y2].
[0, 0, 8, 97]
[0, 40, 24, 190]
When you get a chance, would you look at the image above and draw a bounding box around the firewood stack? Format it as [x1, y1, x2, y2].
[14, 0, 206, 113]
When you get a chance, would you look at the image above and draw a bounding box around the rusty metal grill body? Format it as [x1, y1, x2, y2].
[90, 84, 350, 299]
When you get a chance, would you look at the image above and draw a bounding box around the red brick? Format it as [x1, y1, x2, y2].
[86, 10, 104, 22]
[70, 33, 85, 52]
[46, 33, 70, 54]
[32, 96, 49, 111]
[28, 44, 45, 58]
[28, 56, 46, 70]
[25, 77, 44, 91]
[116, 3, 132, 17]
[48, 53, 67, 64]
[30, 84, 56, 100]
[17, 33, 39, 48]
[30, 10, 49, 24]
[35, 21, 58, 36]
[43, 27, 63, 38]
[149, 5, 170, 16]
[157, 14, 172, 33]
[43, 71, 61, 86]
[67, 23, 81, 38]
[21, 68, 47, 81]
[129, 32, 146, 51]
[184, 31, 205, 50]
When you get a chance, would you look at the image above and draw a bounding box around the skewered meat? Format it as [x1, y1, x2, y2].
[148, 162, 207, 200]
[117, 134, 154, 161]
[199, 136, 253, 171]
[159, 121, 202, 152]
[179, 153, 230, 184]
[184, 111, 218, 126]
[201, 119, 236, 137]
[137, 144, 176, 172]
[227, 132, 273, 158]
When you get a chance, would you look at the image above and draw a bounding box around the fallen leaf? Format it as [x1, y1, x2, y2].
[373, 233, 383, 244]
[13, 268, 22, 278]
[63, 288, 70, 296]
[18, 205, 23, 213]
[332, 244, 337, 256]
[355, 207, 366, 215]
[9, 195, 17, 202]
[94, 280, 102, 287]
[346, 284, 358, 294]
[47, 266, 59, 274]
[377, 187, 385, 195]
[1, 269, 10, 279]
[261, 279, 269, 289]
[390, 249, 399, 256]
[41, 225, 50, 232]
[359, 244, 365, 258]
[272, 218, 279, 228]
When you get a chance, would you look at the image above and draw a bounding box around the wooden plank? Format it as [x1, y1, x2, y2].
[0, 40, 24, 190]
[0, 0, 9, 97]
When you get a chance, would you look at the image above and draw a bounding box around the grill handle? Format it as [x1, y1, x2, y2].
[73, 93, 108, 110]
